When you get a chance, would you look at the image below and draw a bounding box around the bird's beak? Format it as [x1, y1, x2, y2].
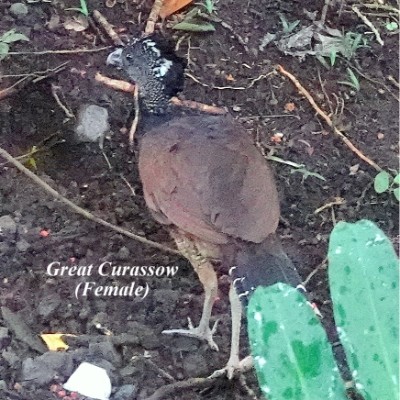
[106, 48, 123, 67]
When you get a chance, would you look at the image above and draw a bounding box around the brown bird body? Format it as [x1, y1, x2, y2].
[139, 114, 279, 248]
[107, 35, 305, 377]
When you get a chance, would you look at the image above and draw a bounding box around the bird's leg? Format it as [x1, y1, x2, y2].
[209, 284, 253, 379]
[163, 234, 219, 350]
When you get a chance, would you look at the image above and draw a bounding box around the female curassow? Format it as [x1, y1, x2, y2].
[107, 35, 306, 378]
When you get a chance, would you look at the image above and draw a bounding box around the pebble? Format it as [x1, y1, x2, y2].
[9, 2, 28, 18]
[0, 215, 17, 235]
[75, 104, 109, 147]
[113, 384, 137, 400]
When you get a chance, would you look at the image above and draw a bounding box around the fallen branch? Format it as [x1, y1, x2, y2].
[0, 146, 180, 256]
[145, 0, 164, 34]
[170, 97, 227, 114]
[129, 84, 140, 148]
[145, 376, 219, 400]
[276, 65, 382, 172]
[0, 62, 69, 101]
[352, 5, 384, 46]
[95, 72, 227, 114]
[92, 10, 124, 46]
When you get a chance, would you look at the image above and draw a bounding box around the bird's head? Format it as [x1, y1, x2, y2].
[107, 34, 186, 114]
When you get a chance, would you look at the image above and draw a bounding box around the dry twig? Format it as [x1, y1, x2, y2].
[0, 146, 180, 256]
[8, 47, 110, 55]
[145, 376, 219, 400]
[145, 0, 164, 34]
[95, 72, 227, 114]
[92, 10, 124, 46]
[276, 65, 382, 172]
[352, 5, 384, 46]
[170, 97, 227, 114]
[129, 85, 140, 148]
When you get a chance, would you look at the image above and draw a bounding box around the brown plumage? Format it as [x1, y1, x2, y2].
[107, 35, 304, 378]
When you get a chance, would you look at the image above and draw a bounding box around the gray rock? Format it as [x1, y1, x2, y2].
[0, 215, 17, 235]
[113, 384, 137, 400]
[89, 340, 122, 366]
[75, 104, 109, 147]
[21, 352, 74, 385]
[16, 239, 30, 252]
[0, 327, 10, 350]
[117, 246, 130, 261]
[10, 3, 28, 18]
[38, 293, 61, 318]
[0, 380, 7, 390]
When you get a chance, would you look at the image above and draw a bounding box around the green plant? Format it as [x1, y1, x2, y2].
[278, 14, 300, 34]
[197, 0, 216, 14]
[172, 5, 216, 32]
[65, 0, 89, 17]
[374, 170, 400, 201]
[338, 67, 360, 91]
[317, 31, 368, 69]
[0, 29, 29, 61]
[246, 220, 399, 400]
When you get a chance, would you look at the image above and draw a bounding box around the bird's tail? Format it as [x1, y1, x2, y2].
[230, 234, 307, 306]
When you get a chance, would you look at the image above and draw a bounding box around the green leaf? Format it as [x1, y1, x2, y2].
[328, 220, 399, 400]
[374, 170, 390, 193]
[393, 187, 400, 202]
[1, 32, 29, 44]
[0, 42, 10, 60]
[247, 284, 347, 400]
[330, 49, 337, 66]
[393, 173, 400, 185]
[386, 22, 398, 31]
[172, 21, 215, 32]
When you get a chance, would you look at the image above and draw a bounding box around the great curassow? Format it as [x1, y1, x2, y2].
[107, 34, 306, 378]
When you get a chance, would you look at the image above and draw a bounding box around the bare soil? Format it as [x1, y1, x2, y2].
[0, 0, 398, 399]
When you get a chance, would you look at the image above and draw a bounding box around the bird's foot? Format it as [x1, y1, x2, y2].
[162, 317, 220, 351]
[208, 355, 253, 380]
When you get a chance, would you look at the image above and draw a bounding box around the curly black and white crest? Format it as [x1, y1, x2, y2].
[107, 34, 186, 113]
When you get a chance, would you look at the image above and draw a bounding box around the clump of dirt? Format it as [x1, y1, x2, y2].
[0, 0, 398, 399]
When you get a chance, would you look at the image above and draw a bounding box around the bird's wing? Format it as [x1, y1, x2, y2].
[138, 115, 280, 245]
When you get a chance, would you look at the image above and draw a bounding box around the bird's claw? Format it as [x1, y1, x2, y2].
[162, 317, 220, 351]
[208, 355, 253, 380]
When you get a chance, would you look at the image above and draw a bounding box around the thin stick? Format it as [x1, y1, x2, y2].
[95, 72, 227, 114]
[92, 10, 124, 46]
[170, 97, 227, 114]
[145, 0, 164, 34]
[51, 84, 75, 119]
[95, 72, 136, 92]
[129, 85, 140, 148]
[145, 376, 219, 400]
[0, 146, 180, 256]
[8, 47, 111, 55]
[352, 5, 384, 46]
[276, 65, 382, 172]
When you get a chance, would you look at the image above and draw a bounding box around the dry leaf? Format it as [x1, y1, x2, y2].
[225, 73, 235, 82]
[284, 102, 296, 112]
[63, 15, 89, 32]
[160, 0, 193, 19]
[40, 333, 75, 351]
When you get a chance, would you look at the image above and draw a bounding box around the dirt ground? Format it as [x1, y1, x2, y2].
[0, 0, 399, 399]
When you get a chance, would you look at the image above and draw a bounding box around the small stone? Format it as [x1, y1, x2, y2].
[16, 239, 30, 252]
[113, 384, 137, 400]
[117, 246, 130, 261]
[75, 104, 109, 147]
[0, 327, 10, 350]
[232, 105, 241, 112]
[0, 215, 17, 235]
[9, 3, 28, 18]
[0, 380, 7, 390]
